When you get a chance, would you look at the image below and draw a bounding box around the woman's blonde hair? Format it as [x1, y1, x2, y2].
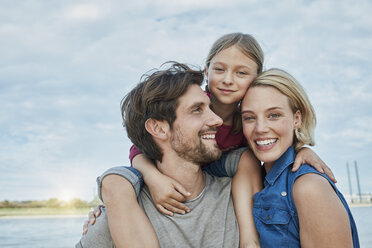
[249, 68, 316, 150]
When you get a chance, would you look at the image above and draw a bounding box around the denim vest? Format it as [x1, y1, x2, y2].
[253, 146, 359, 247]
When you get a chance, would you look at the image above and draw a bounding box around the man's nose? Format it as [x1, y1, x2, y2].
[207, 109, 223, 128]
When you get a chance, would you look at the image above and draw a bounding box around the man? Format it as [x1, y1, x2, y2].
[76, 62, 250, 247]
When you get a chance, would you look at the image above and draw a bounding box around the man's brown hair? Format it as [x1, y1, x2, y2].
[121, 62, 204, 162]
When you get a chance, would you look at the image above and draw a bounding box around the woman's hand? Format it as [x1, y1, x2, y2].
[292, 147, 336, 183]
[82, 205, 104, 235]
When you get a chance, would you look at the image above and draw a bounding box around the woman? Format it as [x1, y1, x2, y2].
[241, 68, 359, 247]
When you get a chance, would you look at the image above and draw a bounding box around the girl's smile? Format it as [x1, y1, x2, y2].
[206, 45, 258, 106]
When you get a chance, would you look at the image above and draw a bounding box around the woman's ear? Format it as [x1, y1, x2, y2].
[294, 110, 302, 129]
[145, 118, 169, 140]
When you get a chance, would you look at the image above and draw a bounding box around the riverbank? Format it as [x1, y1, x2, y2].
[349, 203, 372, 207]
[0, 207, 91, 218]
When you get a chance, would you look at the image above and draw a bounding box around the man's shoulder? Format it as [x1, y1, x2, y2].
[76, 208, 115, 248]
[206, 172, 232, 182]
[205, 173, 232, 195]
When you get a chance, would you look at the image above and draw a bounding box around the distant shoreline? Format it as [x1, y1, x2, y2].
[0, 207, 91, 218]
[0, 214, 87, 219]
[349, 203, 372, 208]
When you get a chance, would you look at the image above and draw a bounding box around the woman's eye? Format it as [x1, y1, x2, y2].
[238, 71, 248, 75]
[269, 113, 281, 118]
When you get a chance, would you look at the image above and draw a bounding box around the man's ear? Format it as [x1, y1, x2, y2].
[204, 66, 209, 78]
[145, 118, 169, 140]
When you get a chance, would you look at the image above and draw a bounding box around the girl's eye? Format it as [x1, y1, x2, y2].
[238, 71, 248, 75]
[242, 115, 255, 122]
[213, 67, 224, 72]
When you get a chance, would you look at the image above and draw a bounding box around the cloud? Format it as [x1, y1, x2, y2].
[321, 126, 372, 147]
[1, 0, 372, 201]
[63, 3, 109, 21]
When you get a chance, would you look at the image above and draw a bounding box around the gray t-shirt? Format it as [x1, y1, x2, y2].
[77, 174, 239, 248]
[138, 174, 239, 247]
[76, 148, 246, 247]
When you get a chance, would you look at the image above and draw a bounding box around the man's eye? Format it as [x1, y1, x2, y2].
[193, 107, 202, 113]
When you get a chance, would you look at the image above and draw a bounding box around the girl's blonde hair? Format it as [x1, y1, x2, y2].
[206, 33, 264, 134]
[206, 33, 264, 74]
[249, 68, 316, 150]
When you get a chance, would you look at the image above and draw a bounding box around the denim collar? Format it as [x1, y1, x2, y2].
[264, 146, 296, 186]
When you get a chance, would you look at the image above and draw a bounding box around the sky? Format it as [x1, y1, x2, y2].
[1, 0, 371, 202]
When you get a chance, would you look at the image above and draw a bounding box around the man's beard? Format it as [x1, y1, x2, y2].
[170, 126, 222, 164]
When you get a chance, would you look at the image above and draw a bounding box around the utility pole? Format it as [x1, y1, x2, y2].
[346, 162, 353, 203]
[354, 161, 362, 203]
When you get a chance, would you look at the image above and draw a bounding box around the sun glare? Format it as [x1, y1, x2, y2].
[59, 191, 74, 202]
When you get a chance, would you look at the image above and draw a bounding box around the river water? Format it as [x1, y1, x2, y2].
[0, 206, 371, 247]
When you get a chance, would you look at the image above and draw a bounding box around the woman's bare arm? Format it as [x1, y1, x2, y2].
[293, 173, 352, 247]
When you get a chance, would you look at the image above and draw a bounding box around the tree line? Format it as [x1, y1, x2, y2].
[0, 196, 101, 209]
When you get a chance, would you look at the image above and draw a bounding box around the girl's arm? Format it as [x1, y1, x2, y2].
[292, 147, 336, 183]
[130, 145, 191, 215]
[232, 149, 263, 248]
[132, 154, 191, 215]
[293, 173, 353, 247]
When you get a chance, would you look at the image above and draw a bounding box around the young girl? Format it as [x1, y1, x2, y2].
[241, 68, 359, 247]
[86, 33, 334, 247]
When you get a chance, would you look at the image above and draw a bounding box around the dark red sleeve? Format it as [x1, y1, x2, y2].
[129, 145, 143, 167]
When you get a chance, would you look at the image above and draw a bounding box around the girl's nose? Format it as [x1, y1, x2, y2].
[223, 72, 233, 86]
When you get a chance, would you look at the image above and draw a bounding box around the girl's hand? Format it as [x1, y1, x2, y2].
[292, 147, 337, 183]
[132, 153, 191, 216]
[147, 173, 191, 216]
[82, 205, 104, 235]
